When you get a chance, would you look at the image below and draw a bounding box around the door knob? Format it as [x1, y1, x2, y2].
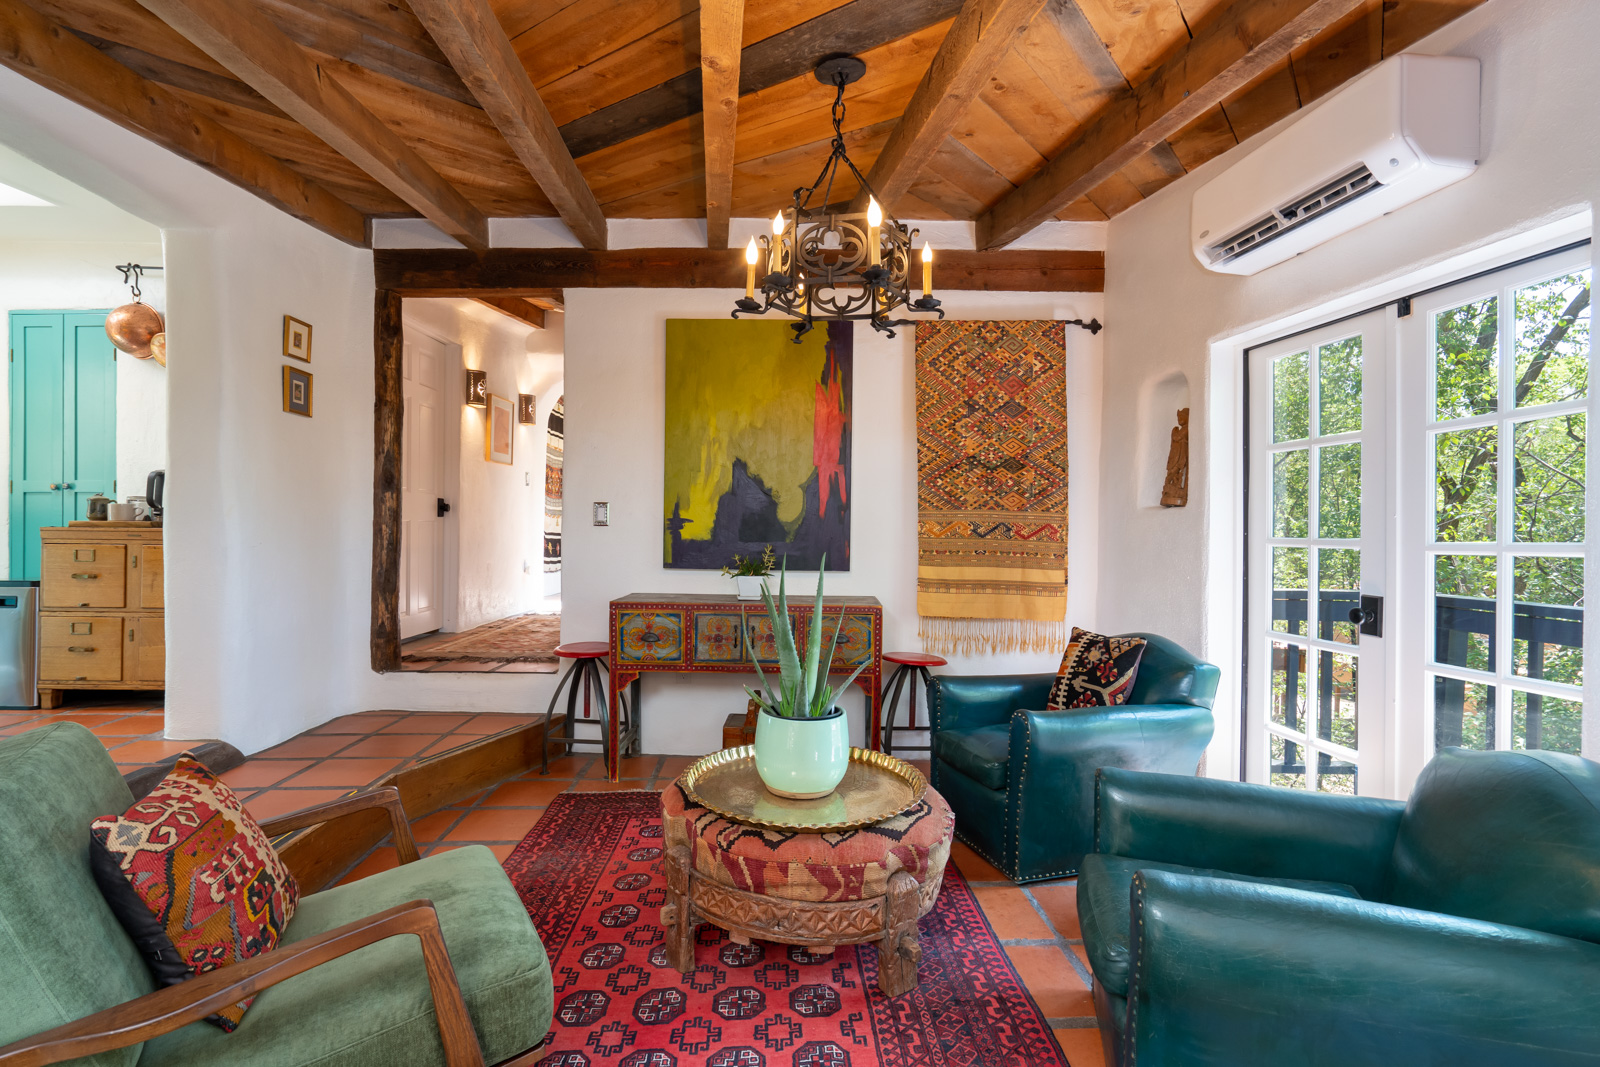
[1347, 595, 1384, 638]
[437, 497, 451, 517]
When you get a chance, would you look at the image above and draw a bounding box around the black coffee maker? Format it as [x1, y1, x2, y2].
[146, 470, 165, 526]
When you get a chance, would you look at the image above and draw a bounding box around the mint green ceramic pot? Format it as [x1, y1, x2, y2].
[753, 706, 849, 799]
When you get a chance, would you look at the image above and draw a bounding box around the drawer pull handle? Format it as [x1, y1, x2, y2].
[67, 646, 96, 654]
[71, 573, 99, 580]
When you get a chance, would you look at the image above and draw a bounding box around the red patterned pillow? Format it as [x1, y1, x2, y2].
[89, 756, 299, 1031]
[1047, 627, 1147, 709]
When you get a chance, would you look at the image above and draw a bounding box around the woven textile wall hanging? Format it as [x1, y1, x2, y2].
[916, 320, 1069, 654]
[543, 396, 564, 573]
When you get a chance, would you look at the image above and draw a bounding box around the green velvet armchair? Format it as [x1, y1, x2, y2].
[1079, 748, 1600, 1066]
[928, 632, 1219, 883]
[0, 723, 554, 1067]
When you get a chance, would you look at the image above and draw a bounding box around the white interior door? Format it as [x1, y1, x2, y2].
[400, 332, 447, 639]
[1247, 311, 1391, 795]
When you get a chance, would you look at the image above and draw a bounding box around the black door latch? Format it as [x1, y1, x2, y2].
[437, 497, 451, 517]
[1347, 595, 1383, 638]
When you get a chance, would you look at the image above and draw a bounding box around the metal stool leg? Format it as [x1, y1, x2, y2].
[540, 659, 581, 774]
[586, 658, 613, 771]
[879, 664, 911, 755]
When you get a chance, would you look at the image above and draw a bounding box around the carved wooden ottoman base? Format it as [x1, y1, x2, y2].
[662, 844, 929, 997]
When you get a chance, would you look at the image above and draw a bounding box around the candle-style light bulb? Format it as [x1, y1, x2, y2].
[866, 197, 882, 266]
[772, 211, 785, 235]
[921, 241, 933, 297]
[745, 236, 758, 299]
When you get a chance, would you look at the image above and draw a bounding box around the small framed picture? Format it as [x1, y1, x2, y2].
[518, 393, 537, 424]
[486, 393, 514, 464]
[283, 315, 312, 361]
[283, 365, 313, 417]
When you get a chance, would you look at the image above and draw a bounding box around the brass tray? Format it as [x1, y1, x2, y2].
[681, 746, 927, 832]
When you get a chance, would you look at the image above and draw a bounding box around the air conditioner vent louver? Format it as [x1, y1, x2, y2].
[1207, 165, 1379, 265]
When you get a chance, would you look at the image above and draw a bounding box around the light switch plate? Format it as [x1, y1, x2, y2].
[593, 502, 610, 526]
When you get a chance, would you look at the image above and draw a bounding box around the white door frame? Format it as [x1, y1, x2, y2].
[399, 318, 462, 637]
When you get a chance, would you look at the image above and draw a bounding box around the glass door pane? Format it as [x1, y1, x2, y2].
[1249, 312, 1387, 794]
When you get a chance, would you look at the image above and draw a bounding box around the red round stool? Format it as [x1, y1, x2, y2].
[879, 652, 948, 756]
[540, 642, 632, 774]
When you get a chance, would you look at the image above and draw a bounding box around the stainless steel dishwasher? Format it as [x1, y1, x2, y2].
[0, 581, 39, 708]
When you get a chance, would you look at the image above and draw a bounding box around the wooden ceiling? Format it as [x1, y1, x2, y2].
[1, 0, 1487, 251]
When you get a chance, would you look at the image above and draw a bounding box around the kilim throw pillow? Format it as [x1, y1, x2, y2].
[88, 756, 299, 1031]
[1046, 627, 1147, 709]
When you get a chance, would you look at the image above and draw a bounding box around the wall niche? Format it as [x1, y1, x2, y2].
[1138, 371, 1191, 509]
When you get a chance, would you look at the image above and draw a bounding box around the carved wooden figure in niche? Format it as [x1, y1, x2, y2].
[1161, 407, 1189, 507]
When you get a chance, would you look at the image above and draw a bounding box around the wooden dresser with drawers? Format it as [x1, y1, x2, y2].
[38, 524, 163, 708]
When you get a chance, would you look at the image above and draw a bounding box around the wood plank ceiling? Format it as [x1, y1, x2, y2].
[3, 0, 1489, 250]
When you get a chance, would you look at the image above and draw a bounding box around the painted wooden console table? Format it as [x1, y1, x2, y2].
[606, 593, 884, 781]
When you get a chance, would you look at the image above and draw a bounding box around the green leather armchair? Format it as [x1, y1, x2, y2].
[1079, 748, 1600, 1066]
[928, 632, 1218, 883]
[0, 723, 554, 1067]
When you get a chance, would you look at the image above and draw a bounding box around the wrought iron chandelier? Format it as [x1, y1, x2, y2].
[733, 56, 942, 340]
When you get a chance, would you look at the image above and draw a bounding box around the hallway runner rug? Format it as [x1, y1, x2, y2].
[503, 791, 1071, 1067]
[400, 612, 560, 668]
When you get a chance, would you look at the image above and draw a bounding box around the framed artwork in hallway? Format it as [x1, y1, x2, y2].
[486, 393, 514, 464]
[282, 365, 312, 417]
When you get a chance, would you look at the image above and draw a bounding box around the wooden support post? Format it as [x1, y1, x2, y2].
[370, 288, 403, 673]
[664, 845, 697, 973]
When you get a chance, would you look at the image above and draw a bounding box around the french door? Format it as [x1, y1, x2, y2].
[1247, 244, 1595, 798]
[1400, 245, 1593, 782]
[1247, 311, 1390, 795]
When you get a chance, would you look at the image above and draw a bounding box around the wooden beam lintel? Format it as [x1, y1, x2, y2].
[473, 295, 546, 329]
[375, 248, 1104, 294]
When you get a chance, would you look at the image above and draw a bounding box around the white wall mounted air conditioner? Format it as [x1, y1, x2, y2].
[1191, 54, 1479, 275]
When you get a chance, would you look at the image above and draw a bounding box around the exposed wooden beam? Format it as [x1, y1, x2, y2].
[472, 295, 546, 329]
[862, 0, 1050, 211]
[699, 0, 745, 250]
[375, 247, 1103, 294]
[976, 0, 1366, 249]
[407, 0, 608, 250]
[521, 289, 564, 311]
[556, 0, 965, 160]
[371, 288, 403, 674]
[0, 1, 366, 245]
[136, 0, 490, 249]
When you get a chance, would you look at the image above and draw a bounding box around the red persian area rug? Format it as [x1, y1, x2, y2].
[502, 791, 1071, 1067]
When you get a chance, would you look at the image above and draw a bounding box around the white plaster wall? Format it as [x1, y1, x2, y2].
[563, 288, 1103, 754]
[403, 298, 564, 629]
[0, 239, 169, 570]
[1098, 0, 1600, 781]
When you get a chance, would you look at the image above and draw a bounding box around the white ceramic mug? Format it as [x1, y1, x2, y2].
[107, 502, 136, 521]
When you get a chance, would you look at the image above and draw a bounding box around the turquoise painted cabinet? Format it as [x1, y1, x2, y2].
[8, 312, 117, 580]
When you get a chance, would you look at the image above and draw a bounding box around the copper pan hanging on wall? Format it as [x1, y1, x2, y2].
[106, 301, 164, 359]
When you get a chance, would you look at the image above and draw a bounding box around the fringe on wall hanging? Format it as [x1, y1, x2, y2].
[914, 319, 1069, 656]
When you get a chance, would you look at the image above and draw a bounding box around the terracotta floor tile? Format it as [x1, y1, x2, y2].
[446, 807, 542, 842]
[491, 661, 557, 673]
[48, 713, 123, 727]
[309, 713, 402, 734]
[433, 661, 502, 673]
[336, 733, 438, 758]
[482, 779, 568, 807]
[284, 758, 402, 788]
[93, 714, 165, 736]
[254, 734, 357, 759]
[0, 712, 39, 726]
[399, 660, 441, 671]
[1052, 1027, 1107, 1066]
[1030, 881, 1082, 940]
[487, 843, 520, 862]
[245, 788, 354, 823]
[656, 756, 700, 779]
[220, 760, 314, 790]
[337, 847, 399, 886]
[972, 886, 1055, 940]
[410, 810, 465, 842]
[1069, 942, 1092, 972]
[107, 739, 196, 763]
[459, 714, 538, 734]
[1005, 945, 1093, 1018]
[381, 713, 472, 734]
[614, 755, 662, 780]
[951, 840, 1010, 883]
[569, 780, 650, 793]
[424, 843, 464, 857]
[416, 735, 475, 758]
[520, 755, 589, 779]
[0, 724, 33, 735]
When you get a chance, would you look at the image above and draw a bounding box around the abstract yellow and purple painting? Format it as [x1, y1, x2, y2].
[664, 319, 851, 570]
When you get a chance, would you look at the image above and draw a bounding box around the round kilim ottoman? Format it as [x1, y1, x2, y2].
[659, 778, 955, 997]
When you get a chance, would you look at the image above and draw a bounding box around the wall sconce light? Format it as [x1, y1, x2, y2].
[466, 369, 487, 407]
[518, 393, 537, 424]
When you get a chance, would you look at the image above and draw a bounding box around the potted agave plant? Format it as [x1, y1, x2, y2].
[744, 556, 866, 799]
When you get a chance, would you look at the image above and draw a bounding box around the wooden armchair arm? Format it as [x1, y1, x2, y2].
[0, 900, 484, 1067]
[258, 785, 421, 864]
